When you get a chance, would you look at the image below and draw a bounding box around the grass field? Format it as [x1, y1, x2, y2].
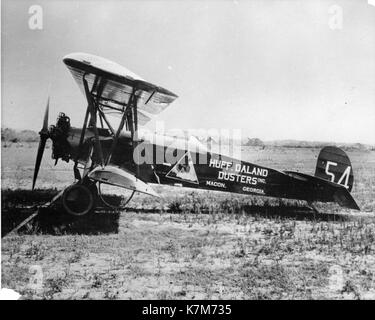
[2, 142, 375, 299]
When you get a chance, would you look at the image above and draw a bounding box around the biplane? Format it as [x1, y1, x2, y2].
[32, 52, 360, 216]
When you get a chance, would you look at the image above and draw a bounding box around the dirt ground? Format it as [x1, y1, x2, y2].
[1, 142, 375, 299]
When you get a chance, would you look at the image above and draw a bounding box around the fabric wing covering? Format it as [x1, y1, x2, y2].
[63, 53, 178, 125]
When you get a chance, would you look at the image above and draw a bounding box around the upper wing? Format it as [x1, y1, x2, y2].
[63, 52, 178, 125]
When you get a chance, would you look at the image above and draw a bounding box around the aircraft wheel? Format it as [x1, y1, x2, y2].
[62, 183, 96, 216]
[98, 182, 135, 210]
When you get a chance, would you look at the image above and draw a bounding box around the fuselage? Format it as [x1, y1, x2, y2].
[58, 126, 324, 203]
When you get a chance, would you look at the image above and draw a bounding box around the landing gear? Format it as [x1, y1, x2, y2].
[97, 182, 135, 210]
[62, 182, 98, 216]
[61, 180, 135, 215]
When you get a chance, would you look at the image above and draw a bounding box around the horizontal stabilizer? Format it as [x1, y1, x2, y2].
[284, 171, 360, 210]
[88, 165, 159, 197]
[333, 188, 360, 210]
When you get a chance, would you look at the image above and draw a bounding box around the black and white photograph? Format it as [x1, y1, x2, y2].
[1, 0, 375, 303]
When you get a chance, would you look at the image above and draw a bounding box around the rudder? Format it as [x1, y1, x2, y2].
[315, 146, 354, 192]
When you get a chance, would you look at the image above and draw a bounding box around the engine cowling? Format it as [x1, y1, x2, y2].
[49, 112, 72, 163]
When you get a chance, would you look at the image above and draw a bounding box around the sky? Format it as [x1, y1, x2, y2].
[1, 0, 375, 144]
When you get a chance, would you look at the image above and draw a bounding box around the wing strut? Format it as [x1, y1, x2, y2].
[105, 86, 137, 165]
[73, 103, 90, 180]
[133, 93, 140, 178]
[73, 74, 107, 180]
[83, 75, 105, 168]
[98, 108, 115, 135]
[73, 73, 141, 178]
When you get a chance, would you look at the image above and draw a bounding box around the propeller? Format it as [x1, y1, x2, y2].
[32, 97, 50, 190]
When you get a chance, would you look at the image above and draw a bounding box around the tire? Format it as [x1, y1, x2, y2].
[62, 183, 96, 216]
[98, 182, 135, 210]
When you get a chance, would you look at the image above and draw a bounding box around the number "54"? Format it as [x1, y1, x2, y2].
[325, 161, 351, 189]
